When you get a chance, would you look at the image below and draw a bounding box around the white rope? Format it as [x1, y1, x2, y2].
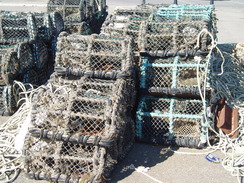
[0, 81, 34, 183]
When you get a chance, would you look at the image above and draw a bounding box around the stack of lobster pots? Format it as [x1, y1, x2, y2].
[101, 3, 216, 148]
[23, 32, 136, 182]
[0, 11, 64, 115]
[47, 0, 107, 34]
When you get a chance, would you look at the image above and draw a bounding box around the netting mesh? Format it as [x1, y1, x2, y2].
[136, 96, 207, 147]
[55, 33, 134, 76]
[140, 56, 210, 96]
[0, 11, 37, 44]
[0, 45, 19, 85]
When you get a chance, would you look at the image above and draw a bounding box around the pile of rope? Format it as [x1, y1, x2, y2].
[47, 0, 107, 34]
[0, 11, 64, 115]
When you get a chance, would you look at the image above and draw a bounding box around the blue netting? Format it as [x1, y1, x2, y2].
[136, 96, 209, 147]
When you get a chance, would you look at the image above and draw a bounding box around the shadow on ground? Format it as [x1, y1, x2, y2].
[108, 142, 177, 183]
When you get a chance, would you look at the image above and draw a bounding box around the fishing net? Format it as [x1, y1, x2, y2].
[211, 51, 244, 108]
[55, 33, 134, 79]
[0, 11, 37, 44]
[23, 76, 135, 182]
[140, 56, 211, 97]
[136, 96, 209, 148]
[0, 45, 19, 85]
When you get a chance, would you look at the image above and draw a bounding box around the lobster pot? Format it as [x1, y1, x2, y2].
[31, 41, 48, 69]
[138, 21, 210, 57]
[136, 96, 209, 148]
[30, 78, 134, 144]
[0, 45, 19, 85]
[33, 13, 53, 41]
[47, 0, 86, 23]
[24, 136, 118, 182]
[24, 78, 135, 181]
[156, 4, 214, 21]
[0, 12, 37, 44]
[55, 33, 134, 76]
[140, 56, 211, 97]
[0, 85, 15, 115]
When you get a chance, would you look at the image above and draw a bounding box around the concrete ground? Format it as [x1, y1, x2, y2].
[0, 0, 243, 183]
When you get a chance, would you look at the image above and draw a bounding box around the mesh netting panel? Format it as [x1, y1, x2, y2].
[0, 12, 37, 44]
[136, 96, 207, 147]
[139, 21, 209, 54]
[55, 33, 133, 75]
[140, 56, 210, 96]
[33, 13, 53, 41]
[0, 45, 19, 85]
[31, 41, 48, 69]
